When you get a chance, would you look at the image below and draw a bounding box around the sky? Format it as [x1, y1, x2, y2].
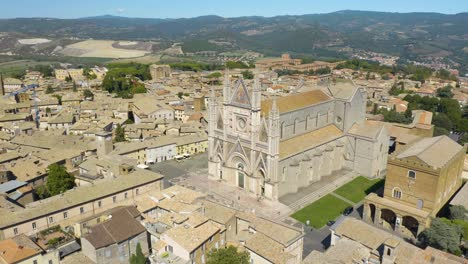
[2, 0, 467, 19]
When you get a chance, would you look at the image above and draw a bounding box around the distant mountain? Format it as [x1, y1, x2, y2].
[0, 10, 467, 66]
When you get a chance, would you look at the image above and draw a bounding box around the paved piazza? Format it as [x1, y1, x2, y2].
[149, 153, 358, 223]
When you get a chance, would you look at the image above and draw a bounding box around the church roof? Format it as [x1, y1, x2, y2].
[279, 124, 343, 159]
[348, 121, 385, 140]
[261, 90, 331, 116]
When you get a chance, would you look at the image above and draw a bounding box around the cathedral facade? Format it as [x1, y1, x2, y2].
[208, 73, 389, 201]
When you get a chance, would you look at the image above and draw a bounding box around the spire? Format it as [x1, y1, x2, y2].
[210, 86, 215, 98]
[223, 66, 231, 104]
[224, 67, 230, 87]
[252, 72, 261, 110]
[270, 96, 279, 119]
[253, 74, 260, 91]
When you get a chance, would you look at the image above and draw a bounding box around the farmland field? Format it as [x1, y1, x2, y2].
[59, 40, 151, 58]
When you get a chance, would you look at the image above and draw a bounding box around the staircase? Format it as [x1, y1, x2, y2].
[288, 171, 357, 212]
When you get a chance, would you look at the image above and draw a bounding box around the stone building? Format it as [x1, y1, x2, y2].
[208, 73, 389, 201]
[150, 64, 171, 80]
[81, 206, 149, 264]
[363, 135, 467, 238]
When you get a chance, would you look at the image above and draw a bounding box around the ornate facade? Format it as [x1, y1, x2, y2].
[208, 72, 389, 201]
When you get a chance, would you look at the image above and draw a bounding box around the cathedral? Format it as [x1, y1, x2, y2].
[208, 73, 389, 201]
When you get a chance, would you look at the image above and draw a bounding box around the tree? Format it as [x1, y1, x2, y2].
[207, 72, 222, 78]
[45, 85, 54, 94]
[314, 66, 331, 75]
[207, 246, 249, 264]
[30, 65, 54, 77]
[450, 205, 467, 221]
[72, 81, 77, 92]
[65, 75, 72, 82]
[418, 218, 462, 255]
[381, 108, 412, 124]
[35, 185, 49, 199]
[241, 70, 254, 80]
[129, 243, 146, 264]
[53, 94, 62, 105]
[433, 127, 449, 136]
[437, 85, 454, 98]
[459, 134, 468, 151]
[432, 113, 453, 132]
[46, 164, 75, 196]
[372, 103, 379, 115]
[83, 89, 94, 100]
[114, 124, 126, 143]
[436, 69, 457, 81]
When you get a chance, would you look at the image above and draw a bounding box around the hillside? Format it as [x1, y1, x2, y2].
[0, 11, 467, 67]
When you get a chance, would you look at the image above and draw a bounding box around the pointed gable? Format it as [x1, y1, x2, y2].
[230, 79, 251, 108]
[228, 139, 249, 161]
[259, 120, 268, 142]
[217, 112, 223, 130]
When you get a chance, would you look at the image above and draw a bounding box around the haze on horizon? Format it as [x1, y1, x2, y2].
[1, 0, 467, 19]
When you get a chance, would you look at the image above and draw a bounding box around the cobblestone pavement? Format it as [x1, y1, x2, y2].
[147, 154, 374, 256]
[175, 171, 292, 221]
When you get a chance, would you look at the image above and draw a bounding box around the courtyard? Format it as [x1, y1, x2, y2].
[290, 176, 385, 228]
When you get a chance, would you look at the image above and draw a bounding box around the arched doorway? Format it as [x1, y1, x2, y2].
[381, 209, 397, 230]
[402, 216, 419, 238]
[369, 203, 376, 223]
[237, 163, 245, 189]
[259, 170, 266, 196]
[216, 154, 223, 180]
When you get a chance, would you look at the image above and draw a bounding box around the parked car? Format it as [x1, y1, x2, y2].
[327, 220, 336, 226]
[343, 206, 353, 216]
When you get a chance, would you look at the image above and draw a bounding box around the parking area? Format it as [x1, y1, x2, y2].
[147, 153, 208, 188]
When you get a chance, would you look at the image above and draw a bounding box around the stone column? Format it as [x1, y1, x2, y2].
[416, 219, 425, 236]
[395, 214, 402, 232]
[363, 203, 370, 222]
[374, 208, 382, 225]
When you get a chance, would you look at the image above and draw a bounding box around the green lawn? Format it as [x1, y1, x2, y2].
[334, 176, 385, 203]
[291, 194, 351, 228]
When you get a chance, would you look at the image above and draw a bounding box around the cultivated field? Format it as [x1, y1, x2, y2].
[18, 38, 51, 45]
[59, 40, 150, 58]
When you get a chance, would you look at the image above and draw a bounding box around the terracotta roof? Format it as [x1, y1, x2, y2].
[244, 232, 294, 264]
[0, 234, 42, 264]
[163, 220, 219, 252]
[261, 90, 331, 116]
[82, 207, 146, 249]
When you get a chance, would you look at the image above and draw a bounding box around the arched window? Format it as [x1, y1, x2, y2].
[408, 170, 416, 179]
[417, 199, 424, 209]
[282, 167, 287, 182]
[237, 163, 245, 189]
[393, 188, 402, 199]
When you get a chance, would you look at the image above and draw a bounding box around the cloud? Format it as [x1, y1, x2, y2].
[116, 8, 125, 14]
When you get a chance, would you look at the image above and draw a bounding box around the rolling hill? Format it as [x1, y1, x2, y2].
[0, 11, 467, 67]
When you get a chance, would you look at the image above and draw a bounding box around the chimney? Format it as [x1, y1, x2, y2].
[381, 238, 399, 264]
